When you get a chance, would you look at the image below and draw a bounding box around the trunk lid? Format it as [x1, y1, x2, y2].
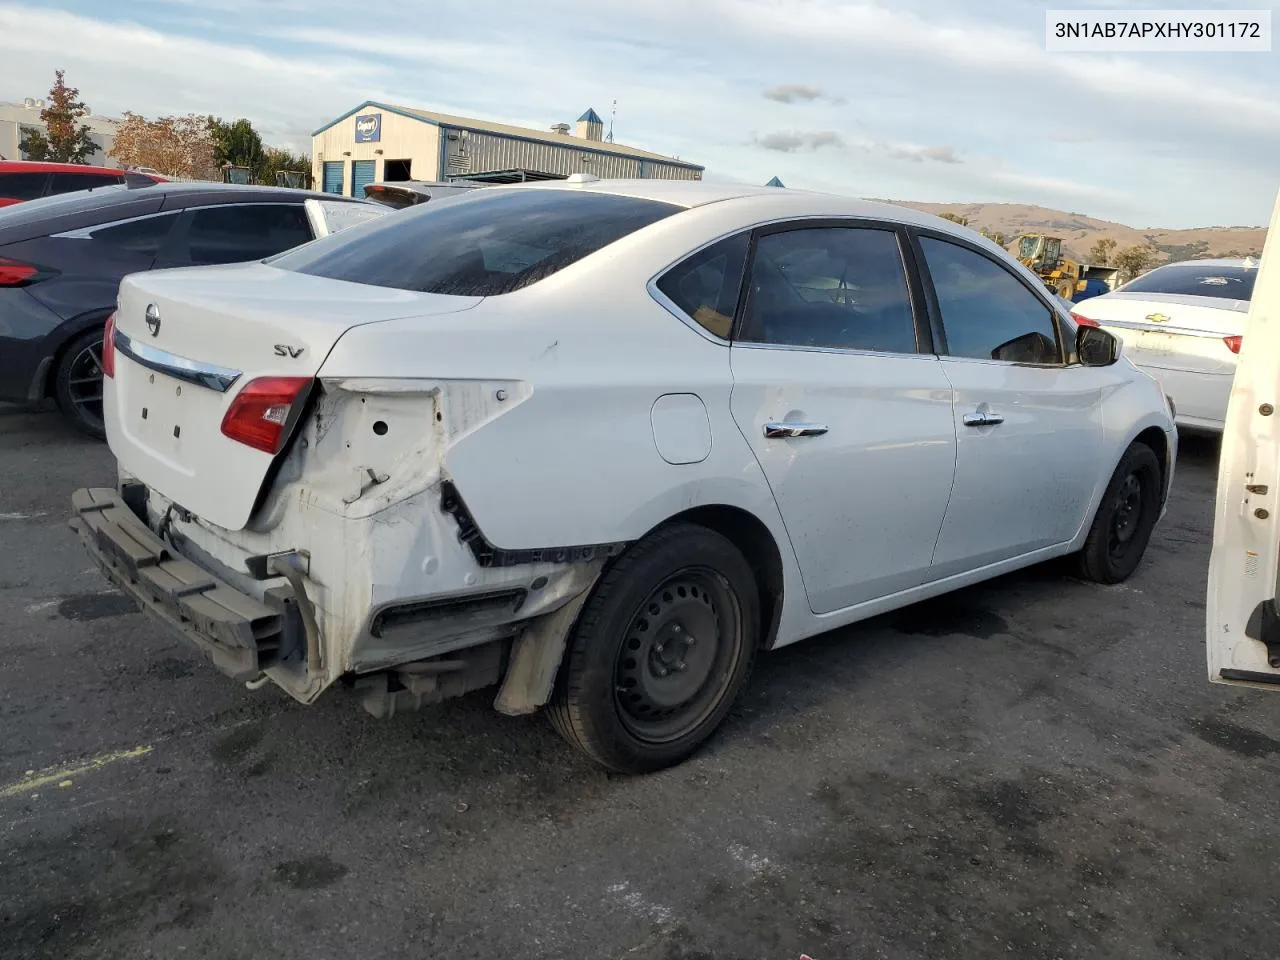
[1075, 293, 1246, 376]
[107, 263, 481, 531]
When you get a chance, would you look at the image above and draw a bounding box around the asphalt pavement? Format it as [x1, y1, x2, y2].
[2, 403, 1278, 960]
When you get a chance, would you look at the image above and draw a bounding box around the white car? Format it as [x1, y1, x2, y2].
[1071, 257, 1259, 432]
[1208, 193, 1280, 691]
[71, 177, 1176, 773]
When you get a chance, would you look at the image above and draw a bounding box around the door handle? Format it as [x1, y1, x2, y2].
[962, 411, 1004, 427]
[764, 421, 829, 438]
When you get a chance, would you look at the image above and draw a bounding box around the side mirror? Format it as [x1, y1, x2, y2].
[1077, 325, 1119, 366]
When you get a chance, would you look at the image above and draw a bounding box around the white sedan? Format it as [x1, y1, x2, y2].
[1071, 257, 1259, 432]
[71, 177, 1175, 773]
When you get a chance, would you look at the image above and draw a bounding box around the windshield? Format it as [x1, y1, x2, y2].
[270, 188, 682, 296]
[1121, 262, 1257, 301]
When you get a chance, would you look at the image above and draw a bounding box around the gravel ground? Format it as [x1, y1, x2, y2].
[2, 404, 1278, 960]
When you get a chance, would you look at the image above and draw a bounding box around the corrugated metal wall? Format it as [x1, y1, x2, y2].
[453, 129, 701, 181]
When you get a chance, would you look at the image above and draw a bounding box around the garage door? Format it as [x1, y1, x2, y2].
[351, 160, 376, 198]
[322, 161, 344, 195]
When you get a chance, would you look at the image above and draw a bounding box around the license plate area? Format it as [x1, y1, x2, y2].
[119, 363, 228, 471]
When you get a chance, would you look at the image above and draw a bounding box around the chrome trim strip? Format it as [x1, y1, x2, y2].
[113, 329, 242, 393]
[1096, 318, 1226, 339]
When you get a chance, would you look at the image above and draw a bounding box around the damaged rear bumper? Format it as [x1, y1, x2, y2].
[69, 487, 299, 682]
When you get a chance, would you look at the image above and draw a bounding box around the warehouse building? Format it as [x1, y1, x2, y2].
[311, 101, 703, 197]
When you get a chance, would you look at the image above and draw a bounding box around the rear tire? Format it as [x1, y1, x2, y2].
[548, 523, 760, 774]
[1075, 442, 1162, 583]
[53, 327, 107, 440]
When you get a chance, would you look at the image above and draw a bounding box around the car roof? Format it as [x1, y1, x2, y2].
[0, 160, 129, 176]
[132, 181, 362, 203]
[0, 180, 373, 244]
[506, 176, 979, 234]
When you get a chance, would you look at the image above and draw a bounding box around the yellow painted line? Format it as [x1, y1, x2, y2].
[0, 745, 153, 800]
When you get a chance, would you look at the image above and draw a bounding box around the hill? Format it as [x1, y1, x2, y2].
[876, 200, 1266, 264]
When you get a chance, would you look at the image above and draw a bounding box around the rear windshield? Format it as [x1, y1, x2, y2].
[0, 182, 129, 226]
[1121, 263, 1257, 301]
[270, 188, 682, 296]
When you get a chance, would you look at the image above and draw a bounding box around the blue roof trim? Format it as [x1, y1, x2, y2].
[578, 108, 603, 124]
[310, 100, 430, 137]
[766, 175, 785, 187]
[312, 99, 704, 171]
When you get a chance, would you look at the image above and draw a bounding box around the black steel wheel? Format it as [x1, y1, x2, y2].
[1076, 441, 1162, 583]
[549, 523, 760, 773]
[53, 327, 108, 439]
[613, 568, 743, 745]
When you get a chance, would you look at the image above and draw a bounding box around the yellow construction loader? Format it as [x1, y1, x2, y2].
[1015, 234, 1120, 303]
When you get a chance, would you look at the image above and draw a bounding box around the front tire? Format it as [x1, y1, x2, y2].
[1075, 442, 1162, 583]
[53, 328, 107, 440]
[548, 523, 760, 774]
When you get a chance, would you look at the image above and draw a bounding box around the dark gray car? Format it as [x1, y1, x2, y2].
[0, 181, 384, 437]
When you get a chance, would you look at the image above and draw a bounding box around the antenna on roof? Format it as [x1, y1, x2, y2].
[606, 99, 616, 143]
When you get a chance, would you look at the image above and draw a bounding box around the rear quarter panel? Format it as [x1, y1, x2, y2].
[316, 199, 811, 640]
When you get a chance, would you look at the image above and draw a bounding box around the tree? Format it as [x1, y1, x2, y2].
[210, 117, 264, 169]
[1113, 244, 1159, 282]
[1088, 237, 1117, 265]
[110, 112, 217, 179]
[981, 228, 1008, 246]
[21, 70, 96, 163]
[255, 147, 312, 188]
[939, 212, 970, 226]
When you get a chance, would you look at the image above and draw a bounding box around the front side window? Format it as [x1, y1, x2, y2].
[920, 236, 1061, 364]
[186, 204, 313, 265]
[270, 189, 681, 296]
[655, 232, 749, 338]
[738, 226, 918, 354]
[90, 212, 181, 257]
[50, 172, 122, 194]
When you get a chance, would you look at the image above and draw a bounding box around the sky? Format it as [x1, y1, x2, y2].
[1, 0, 1276, 228]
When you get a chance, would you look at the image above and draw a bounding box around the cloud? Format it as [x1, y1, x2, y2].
[762, 83, 824, 103]
[754, 130, 845, 152]
[5, 0, 1275, 227]
[880, 143, 961, 164]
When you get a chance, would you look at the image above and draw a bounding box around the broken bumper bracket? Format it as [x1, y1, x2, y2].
[69, 487, 285, 681]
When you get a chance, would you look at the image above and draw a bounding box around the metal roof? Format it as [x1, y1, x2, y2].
[765, 176, 786, 187]
[578, 108, 603, 124]
[313, 100, 703, 170]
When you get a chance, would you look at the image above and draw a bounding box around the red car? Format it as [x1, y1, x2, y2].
[0, 161, 165, 207]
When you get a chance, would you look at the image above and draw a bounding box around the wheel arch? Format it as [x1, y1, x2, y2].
[1133, 425, 1170, 494]
[42, 306, 114, 398]
[656, 503, 786, 650]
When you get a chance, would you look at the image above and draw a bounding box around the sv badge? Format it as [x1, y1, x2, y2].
[274, 344, 305, 358]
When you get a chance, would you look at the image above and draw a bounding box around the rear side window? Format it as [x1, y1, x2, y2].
[0, 172, 49, 201]
[920, 236, 1061, 364]
[186, 204, 314, 265]
[50, 172, 122, 194]
[271, 189, 682, 296]
[655, 233, 749, 338]
[738, 227, 919, 354]
[90, 212, 181, 257]
[1121, 263, 1256, 301]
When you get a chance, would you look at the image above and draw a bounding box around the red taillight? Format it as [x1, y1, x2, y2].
[102, 312, 117, 378]
[220, 377, 310, 454]
[1071, 312, 1099, 328]
[0, 257, 38, 286]
[1224, 335, 1243, 354]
